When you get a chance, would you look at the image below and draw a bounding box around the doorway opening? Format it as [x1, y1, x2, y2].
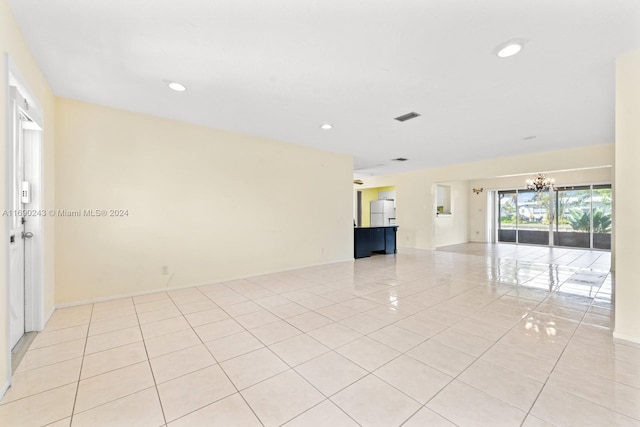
[357, 186, 396, 227]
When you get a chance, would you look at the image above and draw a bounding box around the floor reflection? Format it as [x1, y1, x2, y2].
[438, 243, 612, 305]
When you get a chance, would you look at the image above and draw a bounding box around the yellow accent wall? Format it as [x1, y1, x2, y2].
[1, 0, 57, 393]
[358, 186, 395, 227]
[54, 98, 353, 304]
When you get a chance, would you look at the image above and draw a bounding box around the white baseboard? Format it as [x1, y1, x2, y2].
[55, 257, 356, 309]
[613, 331, 640, 347]
[55, 285, 190, 308]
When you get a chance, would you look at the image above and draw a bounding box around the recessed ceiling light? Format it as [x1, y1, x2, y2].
[321, 123, 333, 130]
[494, 39, 525, 58]
[168, 82, 187, 92]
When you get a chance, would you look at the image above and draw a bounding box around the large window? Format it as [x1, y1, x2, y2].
[517, 190, 550, 245]
[497, 184, 611, 249]
[555, 186, 592, 248]
[592, 185, 612, 249]
[498, 191, 517, 242]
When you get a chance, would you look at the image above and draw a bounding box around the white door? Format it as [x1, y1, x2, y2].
[8, 89, 29, 350]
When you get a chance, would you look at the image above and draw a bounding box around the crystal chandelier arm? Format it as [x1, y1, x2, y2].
[526, 173, 554, 192]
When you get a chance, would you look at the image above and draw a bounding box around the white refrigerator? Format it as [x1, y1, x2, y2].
[370, 200, 396, 226]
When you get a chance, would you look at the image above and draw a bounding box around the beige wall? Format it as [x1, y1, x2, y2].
[358, 144, 614, 250]
[1, 0, 56, 391]
[55, 98, 353, 304]
[614, 50, 640, 344]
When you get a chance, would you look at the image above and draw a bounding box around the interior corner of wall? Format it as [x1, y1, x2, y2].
[42, 304, 56, 330]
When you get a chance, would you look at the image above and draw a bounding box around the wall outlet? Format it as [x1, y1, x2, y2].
[161, 265, 169, 275]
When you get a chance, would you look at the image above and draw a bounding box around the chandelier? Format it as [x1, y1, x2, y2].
[526, 173, 554, 192]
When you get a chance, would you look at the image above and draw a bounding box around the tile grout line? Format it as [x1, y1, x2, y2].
[14, 245, 620, 426]
[518, 277, 609, 426]
[200, 284, 377, 426]
[521, 299, 637, 424]
[239, 252, 608, 426]
[337, 275, 526, 424]
[402, 275, 563, 424]
[131, 296, 169, 426]
[164, 287, 266, 427]
[280, 280, 508, 425]
[208, 287, 353, 427]
[68, 302, 95, 425]
[62, 302, 170, 419]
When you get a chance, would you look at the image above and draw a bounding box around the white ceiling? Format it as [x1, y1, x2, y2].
[8, 0, 640, 176]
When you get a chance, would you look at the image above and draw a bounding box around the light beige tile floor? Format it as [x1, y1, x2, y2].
[1, 243, 637, 426]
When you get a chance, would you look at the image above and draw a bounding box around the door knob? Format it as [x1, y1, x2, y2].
[22, 231, 33, 239]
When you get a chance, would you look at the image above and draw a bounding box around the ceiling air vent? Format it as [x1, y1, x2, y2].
[392, 157, 408, 162]
[394, 112, 420, 122]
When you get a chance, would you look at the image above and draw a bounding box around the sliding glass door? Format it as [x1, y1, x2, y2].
[496, 184, 611, 250]
[517, 190, 550, 245]
[498, 191, 517, 242]
[592, 185, 612, 249]
[554, 186, 592, 248]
